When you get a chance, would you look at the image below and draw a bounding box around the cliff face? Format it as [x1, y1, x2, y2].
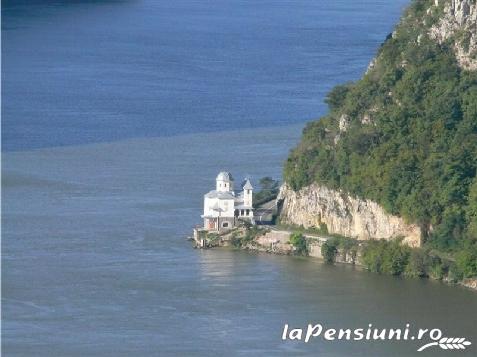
[278, 184, 422, 247]
[429, 0, 477, 70]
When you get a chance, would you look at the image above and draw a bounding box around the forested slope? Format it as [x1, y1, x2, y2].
[284, 0, 477, 254]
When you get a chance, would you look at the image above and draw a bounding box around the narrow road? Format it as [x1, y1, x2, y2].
[254, 199, 277, 224]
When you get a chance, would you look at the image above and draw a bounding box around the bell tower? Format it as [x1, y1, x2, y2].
[243, 179, 253, 207]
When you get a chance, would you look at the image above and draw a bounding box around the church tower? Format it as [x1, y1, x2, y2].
[243, 179, 253, 207]
[216, 171, 234, 192]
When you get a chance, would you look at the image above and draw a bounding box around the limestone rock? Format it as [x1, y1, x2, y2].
[278, 184, 422, 247]
[429, 0, 477, 70]
[338, 114, 350, 132]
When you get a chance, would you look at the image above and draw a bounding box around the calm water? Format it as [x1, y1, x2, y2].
[3, 0, 409, 151]
[3, 127, 477, 356]
[3, 0, 477, 356]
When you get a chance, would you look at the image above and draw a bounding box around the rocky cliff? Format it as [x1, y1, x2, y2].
[278, 184, 422, 247]
[429, 0, 477, 70]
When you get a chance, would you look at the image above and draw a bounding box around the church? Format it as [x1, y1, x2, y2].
[202, 171, 254, 231]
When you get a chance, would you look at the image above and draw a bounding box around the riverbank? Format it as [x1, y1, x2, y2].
[196, 225, 477, 292]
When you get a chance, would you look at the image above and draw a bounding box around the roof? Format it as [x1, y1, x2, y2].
[204, 190, 235, 200]
[243, 179, 253, 190]
[216, 171, 234, 182]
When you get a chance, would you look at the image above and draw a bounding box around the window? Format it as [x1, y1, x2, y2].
[222, 222, 229, 228]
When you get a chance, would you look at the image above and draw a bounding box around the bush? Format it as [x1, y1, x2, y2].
[447, 263, 463, 283]
[381, 241, 411, 275]
[361, 240, 386, 273]
[230, 233, 243, 248]
[289, 232, 308, 256]
[405, 249, 429, 278]
[321, 240, 338, 263]
[428, 260, 445, 280]
[455, 247, 477, 278]
[361, 239, 411, 275]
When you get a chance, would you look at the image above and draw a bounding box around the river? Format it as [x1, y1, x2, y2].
[2, 0, 476, 356]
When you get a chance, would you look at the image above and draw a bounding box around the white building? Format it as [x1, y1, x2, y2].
[202, 171, 254, 231]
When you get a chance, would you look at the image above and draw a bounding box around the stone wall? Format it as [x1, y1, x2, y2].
[256, 230, 293, 254]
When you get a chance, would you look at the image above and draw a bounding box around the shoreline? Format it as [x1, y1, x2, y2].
[194, 227, 477, 292]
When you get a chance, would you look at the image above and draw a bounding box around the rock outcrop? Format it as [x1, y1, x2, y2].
[429, 0, 477, 70]
[278, 184, 422, 247]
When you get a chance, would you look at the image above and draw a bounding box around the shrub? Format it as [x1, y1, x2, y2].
[321, 240, 338, 263]
[381, 241, 410, 275]
[447, 262, 463, 282]
[428, 261, 445, 280]
[361, 240, 386, 273]
[455, 247, 477, 278]
[289, 232, 308, 256]
[361, 239, 410, 275]
[405, 249, 429, 278]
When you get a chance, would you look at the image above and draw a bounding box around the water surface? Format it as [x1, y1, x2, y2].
[3, 0, 409, 150]
[3, 1, 476, 356]
[3, 126, 477, 356]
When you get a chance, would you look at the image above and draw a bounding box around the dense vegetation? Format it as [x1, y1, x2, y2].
[283, 0, 477, 274]
[321, 241, 338, 263]
[361, 239, 477, 281]
[289, 232, 308, 256]
[321, 236, 358, 264]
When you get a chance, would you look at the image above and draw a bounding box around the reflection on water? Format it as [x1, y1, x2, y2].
[3, 126, 477, 356]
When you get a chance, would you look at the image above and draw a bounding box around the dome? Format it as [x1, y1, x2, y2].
[216, 171, 234, 182]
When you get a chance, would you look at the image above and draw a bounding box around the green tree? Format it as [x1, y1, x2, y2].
[455, 247, 477, 278]
[289, 232, 308, 256]
[321, 240, 338, 263]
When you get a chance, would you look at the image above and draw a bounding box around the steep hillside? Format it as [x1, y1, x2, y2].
[283, 0, 477, 255]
